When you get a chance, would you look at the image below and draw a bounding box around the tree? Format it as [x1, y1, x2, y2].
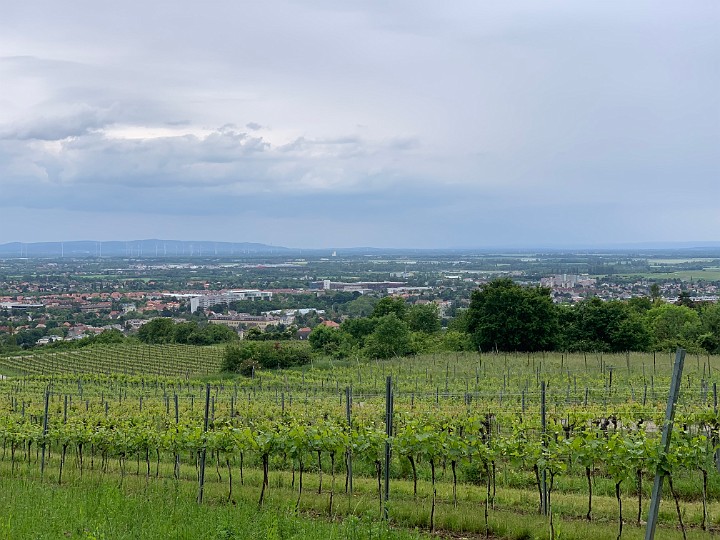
[405, 304, 441, 333]
[201, 323, 238, 344]
[646, 303, 702, 351]
[650, 283, 661, 302]
[339, 295, 378, 318]
[447, 309, 470, 333]
[364, 314, 413, 359]
[222, 341, 312, 372]
[676, 291, 696, 308]
[137, 318, 175, 344]
[698, 303, 720, 353]
[627, 296, 653, 313]
[308, 325, 346, 356]
[561, 298, 651, 352]
[173, 321, 199, 344]
[92, 329, 125, 345]
[467, 278, 558, 352]
[341, 317, 377, 348]
[371, 297, 407, 319]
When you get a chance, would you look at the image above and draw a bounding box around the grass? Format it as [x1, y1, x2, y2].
[0, 473, 424, 540]
[0, 452, 716, 540]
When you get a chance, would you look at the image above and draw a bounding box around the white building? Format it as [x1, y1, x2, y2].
[189, 290, 273, 313]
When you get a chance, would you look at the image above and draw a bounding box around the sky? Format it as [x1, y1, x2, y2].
[1, 1, 718, 249]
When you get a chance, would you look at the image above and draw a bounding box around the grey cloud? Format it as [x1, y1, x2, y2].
[0, 124, 424, 200]
[0, 106, 113, 141]
[0, 1, 717, 247]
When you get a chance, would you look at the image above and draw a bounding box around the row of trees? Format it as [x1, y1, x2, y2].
[222, 340, 313, 374]
[137, 318, 238, 346]
[303, 279, 720, 360]
[307, 297, 469, 359]
[465, 278, 720, 353]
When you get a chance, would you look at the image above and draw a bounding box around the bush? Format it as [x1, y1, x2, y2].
[222, 341, 312, 372]
[364, 314, 414, 359]
[238, 359, 260, 377]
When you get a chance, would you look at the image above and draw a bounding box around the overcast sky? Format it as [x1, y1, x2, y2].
[1, 1, 718, 249]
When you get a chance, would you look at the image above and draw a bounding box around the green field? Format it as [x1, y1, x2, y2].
[649, 259, 719, 265]
[617, 268, 720, 281]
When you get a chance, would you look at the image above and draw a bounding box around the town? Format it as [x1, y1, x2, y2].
[1, 247, 719, 350]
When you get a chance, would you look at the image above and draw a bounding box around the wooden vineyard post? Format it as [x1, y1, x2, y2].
[714, 383, 720, 473]
[540, 381, 549, 516]
[383, 376, 393, 520]
[174, 393, 180, 480]
[40, 390, 50, 477]
[197, 383, 211, 504]
[346, 386, 353, 496]
[645, 348, 685, 540]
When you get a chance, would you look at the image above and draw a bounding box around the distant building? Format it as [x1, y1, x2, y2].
[309, 281, 405, 292]
[36, 335, 64, 346]
[320, 320, 340, 328]
[0, 302, 44, 310]
[540, 274, 596, 289]
[187, 290, 273, 313]
[297, 327, 312, 340]
[208, 313, 279, 331]
[386, 286, 432, 295]
[79, 302, 112, 312]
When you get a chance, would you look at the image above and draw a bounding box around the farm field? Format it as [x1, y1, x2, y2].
[2, 346, 720, 539]
[616, 269, 720, 281]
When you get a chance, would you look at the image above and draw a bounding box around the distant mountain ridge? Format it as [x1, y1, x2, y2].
[2, 239, 720, 258]
[0, 240, 290, 258]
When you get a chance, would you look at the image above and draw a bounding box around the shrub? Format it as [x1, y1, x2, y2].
[222, 341, 312, 372]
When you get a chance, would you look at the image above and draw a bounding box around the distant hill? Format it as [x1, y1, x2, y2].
[0, 240, 290, 258]
[2, 239, 720, 259]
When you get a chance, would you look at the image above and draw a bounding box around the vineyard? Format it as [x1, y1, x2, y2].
[2, 347, 720, 539]
[0, 343, 224, 378]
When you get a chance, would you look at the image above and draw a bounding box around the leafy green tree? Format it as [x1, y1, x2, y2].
[627, 296, 653, 313]
[173, 321, 199, 344]
[405, 303, 441, 333]
[698, 303, 720, 353]
[364, 314, 414, 359]
[371, 296, 407, 319]
[561, 298, 651, 352]
[91, 329, 125, 345]
[13, 328, 45, 348]
[340, 317, 377, 348]
[201, 323, 238, 344]
[467, 278, 558, 352]
[244, 328, 266, 341]
[339, 295, 377, 318]
[676, 291, 696, 308]
[645, 303, 702, 351]
[222, 341, 312, 371]
[438, 329, 474, 351]
[447, 309, 470, 333]
[650, 283, 661, 302]
[308, 325, 348, 356]
[137, 318, 175, 344]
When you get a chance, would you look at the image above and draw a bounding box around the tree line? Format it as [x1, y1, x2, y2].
[306, 278, 720, 359]
[463, 278, 720, 353]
